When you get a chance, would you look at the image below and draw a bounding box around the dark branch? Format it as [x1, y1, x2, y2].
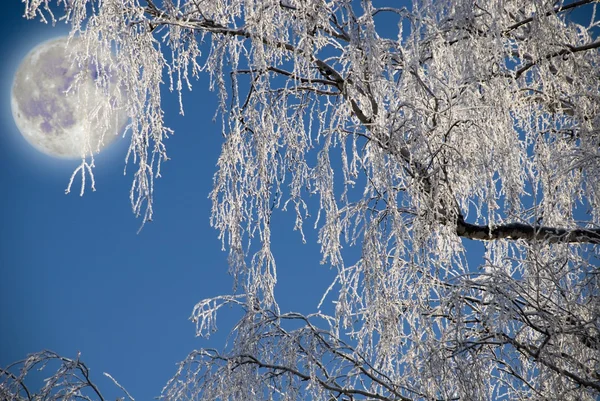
[456, 216, 600, 244]
[0, 367, 32, 401]
[500, 334, 600, 392]
[515, 40, 600, 78]
[503, 0, 596, 34]
[234, 353, 409, 401]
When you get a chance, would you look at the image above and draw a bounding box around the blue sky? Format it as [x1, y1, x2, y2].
[0, 3, 334, 400]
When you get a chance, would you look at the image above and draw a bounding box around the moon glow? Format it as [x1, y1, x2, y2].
[11, 36, 127, 159]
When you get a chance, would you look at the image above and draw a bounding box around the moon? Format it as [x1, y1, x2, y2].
[11, 36, 127, 159]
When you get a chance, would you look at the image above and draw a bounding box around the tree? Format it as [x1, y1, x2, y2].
[3, 0, 600, 399]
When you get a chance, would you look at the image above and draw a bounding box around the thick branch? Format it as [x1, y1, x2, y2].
[456, 216, 600, 244]
[515, 40, 600, 78]
[503, 0, 596, 34]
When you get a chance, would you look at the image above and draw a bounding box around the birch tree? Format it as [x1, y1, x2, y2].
[3, 0, 600, 400]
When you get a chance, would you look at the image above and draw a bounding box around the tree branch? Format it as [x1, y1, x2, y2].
[515, 40, 600, 78]
[500, 334, 600, 392]
[456, 215, 600, 244]
[234, 353, 408, 401]
[503, 0, 596, 34]
[0, 367, 32, 401]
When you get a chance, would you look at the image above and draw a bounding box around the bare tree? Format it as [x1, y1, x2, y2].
[5, 0, 600, 400]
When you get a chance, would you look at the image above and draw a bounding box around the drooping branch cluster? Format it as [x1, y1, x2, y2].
[434, 250, 600, 397]
[143, 0, 600, 244]
[167, 273, 600, 400]
[164, 310, 436, 401]
[0, 350, 134, 401]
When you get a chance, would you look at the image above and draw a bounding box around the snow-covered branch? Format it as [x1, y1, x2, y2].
[456, 216, 600, 244]
[1, 350, 133, 401]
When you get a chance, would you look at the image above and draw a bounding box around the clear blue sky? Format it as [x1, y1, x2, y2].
[0, 3, 334, 400]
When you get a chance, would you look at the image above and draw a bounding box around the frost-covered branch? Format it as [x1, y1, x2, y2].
[456, 216, 600, 244]
[162, 311, 433, 401]
[515, 40, 600, 78]
[0, 350, 133, 401]
[503, 0, 597, 34]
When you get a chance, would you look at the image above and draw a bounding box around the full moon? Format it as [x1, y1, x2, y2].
[11, 36, 127, 159]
